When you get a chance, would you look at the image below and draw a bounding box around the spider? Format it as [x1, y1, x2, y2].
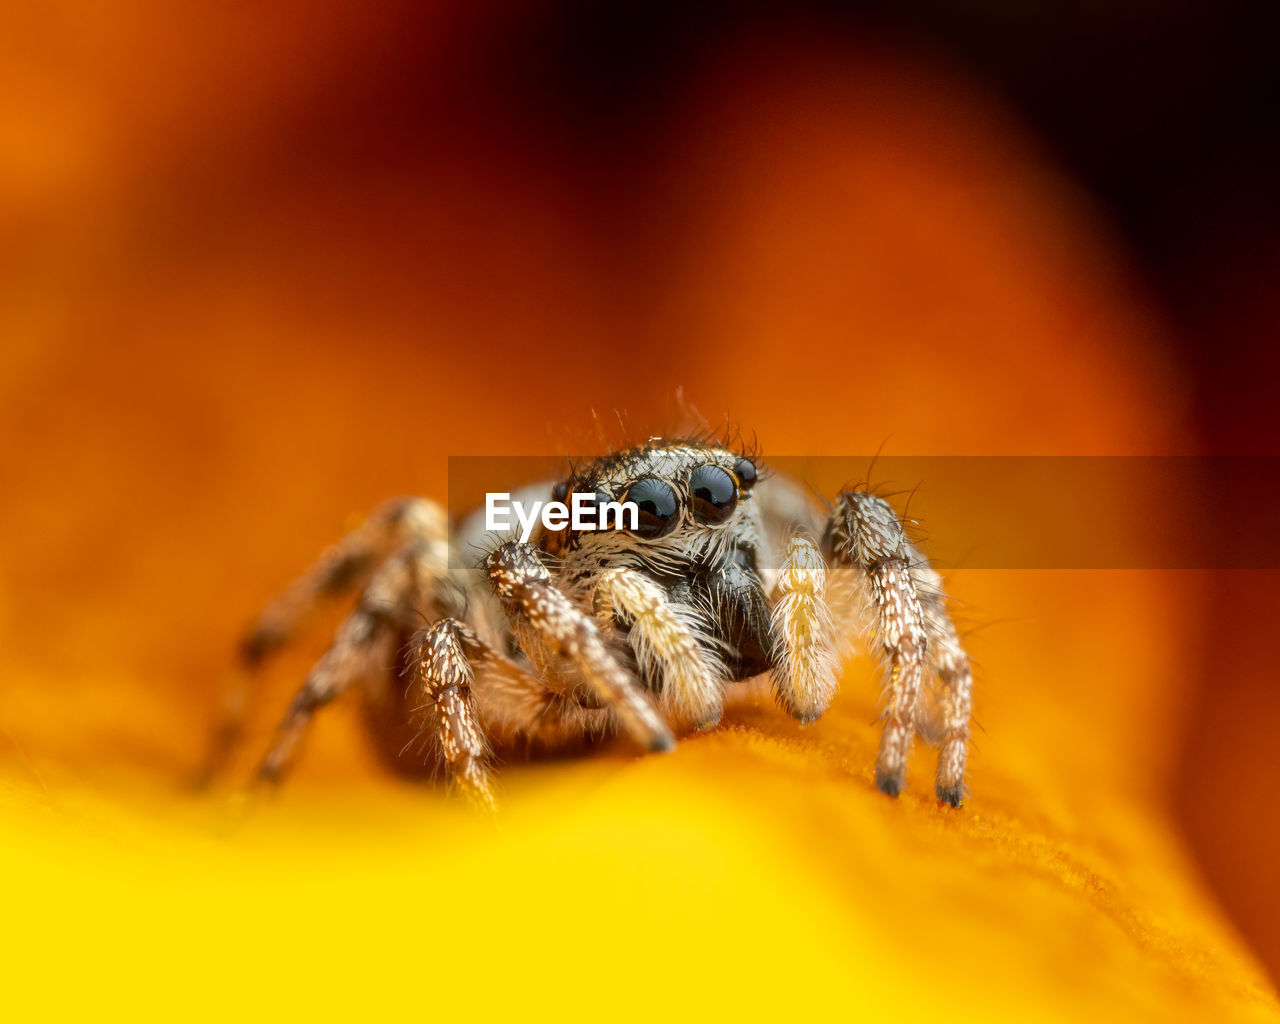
[219, 440, 973, 808]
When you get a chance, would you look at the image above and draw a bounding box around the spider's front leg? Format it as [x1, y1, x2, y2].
[408, 620, 501, 809]
[485, 543, 676, 753]
[823, 490, 973, 806]
[916, 572, 974, 806]
[410, 609, 625, 807]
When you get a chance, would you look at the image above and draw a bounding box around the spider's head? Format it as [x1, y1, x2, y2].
[539, 442, 763, 570]
[539, 441, 775, 682]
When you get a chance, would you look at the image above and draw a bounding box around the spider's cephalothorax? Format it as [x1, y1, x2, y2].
[537, 444, 775, 702]
[218, 441, 974, 808]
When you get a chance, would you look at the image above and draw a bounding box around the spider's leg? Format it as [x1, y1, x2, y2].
[409, 619, 498, 809]
[594, 566, 724, 730]
[913, 562, 973, 807]
[201, 497, 447, 785]
[255, 539, 440, 786]
[485, 542, 675, 753]
[769, 535, 839, 723]
[242, 497, 447, 665]
[823, 491, 930, 800]
[406, 615, 604, 806]
[468, 644, 609, 751]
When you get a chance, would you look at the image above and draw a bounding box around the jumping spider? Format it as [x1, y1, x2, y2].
[224, 441, 973, 807]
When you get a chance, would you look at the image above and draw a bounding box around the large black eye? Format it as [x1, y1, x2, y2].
[734, 457, 758, 489]
[622, 477, 680, 538]
[551, 480, 570, 501]
[689, 465, 738, 523]
[569, 490, 619, 528]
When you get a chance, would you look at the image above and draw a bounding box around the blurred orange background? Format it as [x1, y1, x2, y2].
[1, 4, 1278, 1021]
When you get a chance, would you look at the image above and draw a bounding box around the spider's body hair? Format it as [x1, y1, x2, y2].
[551, 442, 765, 591]
[228, 439, 974, 808]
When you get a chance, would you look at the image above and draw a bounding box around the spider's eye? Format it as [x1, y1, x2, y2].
[569, 491, 619, 527]
[622, 477, 680, 538]
[733, 457, 758, 489]
[551, 481, 570, 502]
[689, 465, 738, 524]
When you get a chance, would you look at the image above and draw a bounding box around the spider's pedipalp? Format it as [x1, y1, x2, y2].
[594, 566, 724, 730]
[770, 535, 839, 723]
